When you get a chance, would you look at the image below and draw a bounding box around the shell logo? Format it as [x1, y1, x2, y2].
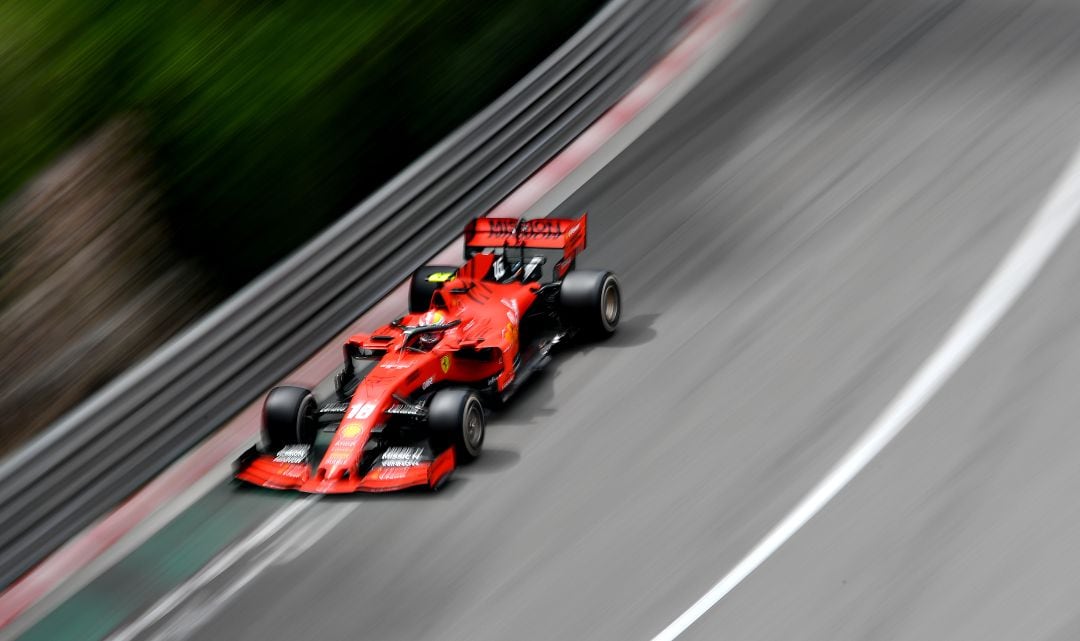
[503, 322, 518, 344]
[341, 422, 363, 438]
[440, 354, 452, 373]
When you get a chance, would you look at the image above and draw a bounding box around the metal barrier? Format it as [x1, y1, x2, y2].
[0, 0, 693, 588]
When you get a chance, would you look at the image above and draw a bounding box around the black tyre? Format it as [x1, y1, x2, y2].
[262, 386, 317, 452]
[429, 388, 485, 462]
[410, 265, 457, 314]
[560, 270, 620, 338]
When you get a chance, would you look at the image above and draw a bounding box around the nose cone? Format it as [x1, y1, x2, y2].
[301, 462, 363, 493]
[318, 464, 349, 482]
[316, 418, 368, 483]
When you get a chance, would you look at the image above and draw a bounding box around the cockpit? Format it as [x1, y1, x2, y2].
[396, 318, 460, 353]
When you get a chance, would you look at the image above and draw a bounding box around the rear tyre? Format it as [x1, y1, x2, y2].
[262, 386, 317, 452]
[429, 388, 485, 462]
[560, 270, 620, 338]
[410, 265, 457, 314]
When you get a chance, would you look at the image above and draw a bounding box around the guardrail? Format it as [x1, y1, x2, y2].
[0, 0, 694, 588]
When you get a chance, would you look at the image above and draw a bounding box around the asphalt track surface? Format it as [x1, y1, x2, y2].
[21, 0, 1080, 639]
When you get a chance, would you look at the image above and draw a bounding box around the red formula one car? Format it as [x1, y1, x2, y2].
[235, 214, 620, 493]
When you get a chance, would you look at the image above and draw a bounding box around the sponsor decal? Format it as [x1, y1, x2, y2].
[346, 402, 376, 420]
[323, 450, 350, 466]
[377, 467, 408, 480]
[482, 219, 564, 238]
[440, 354, 452, 373]
[274, 445, 310, 464]
[380, 361, 411, 369]
[379, 447, 426, 468]
[521, 219, 564, 238]
[319, 401, 348, 414]
[341, 422, 363, 438]
[503, 322, 518, 344]
[486, 219, 517, 237]
[422, 376, 435, 390]
[426, 271, 455, 283]
[278, 466, 305, 478]
[501, 298, 520, 344]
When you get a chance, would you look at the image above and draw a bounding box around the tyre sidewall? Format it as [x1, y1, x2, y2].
[262, 385, 316, 452]
[429, 388, 485, 462]
[559, 270, 620, 337]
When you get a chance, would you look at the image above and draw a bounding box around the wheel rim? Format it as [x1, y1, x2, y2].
[463, 400, 484, 455]
[602, 279, 620, 329]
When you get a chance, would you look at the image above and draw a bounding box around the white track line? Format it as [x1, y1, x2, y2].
[650, 146, 1080, 641]
[105, 497, 318, 641]
[150, 504, 358, 641]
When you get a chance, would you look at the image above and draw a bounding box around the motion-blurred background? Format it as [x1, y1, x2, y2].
[0, 0, 602, 452]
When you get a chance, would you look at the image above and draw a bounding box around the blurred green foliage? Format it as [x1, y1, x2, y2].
[0, 0, 601, 287]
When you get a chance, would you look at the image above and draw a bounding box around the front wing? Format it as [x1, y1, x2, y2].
[235, 444, 455, 493]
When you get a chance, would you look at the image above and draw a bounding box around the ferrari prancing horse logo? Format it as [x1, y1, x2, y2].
[440, 355, 451, 373]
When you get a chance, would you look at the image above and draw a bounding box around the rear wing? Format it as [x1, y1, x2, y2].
[464, 215, 587, 260]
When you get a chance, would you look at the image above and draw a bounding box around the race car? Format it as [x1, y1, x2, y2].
[235, 214, 620, 493]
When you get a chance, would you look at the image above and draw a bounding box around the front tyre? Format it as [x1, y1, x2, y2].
[262, 385, 317, 452]
[560, 270, 620, 338]
[429, 388, 485, 462]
